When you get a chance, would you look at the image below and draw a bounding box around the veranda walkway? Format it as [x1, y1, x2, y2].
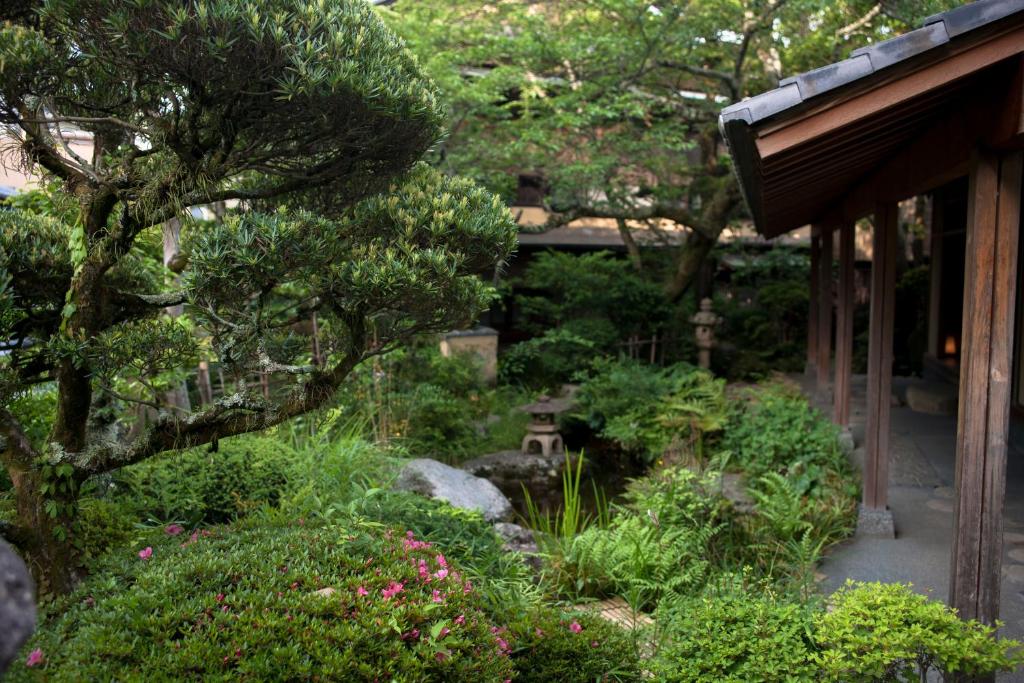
[801, 374, 1024, 682]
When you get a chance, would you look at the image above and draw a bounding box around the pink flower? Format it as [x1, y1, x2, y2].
[590, 640, 600, 648]
[436, 554, 447, 569]
[535, 628, 544, 638]
[381, 581, 404, 600]
[357, 586, 369, 597]
[496, 637, 510, 654]
[138, 547, 153, 560]
[434, 568, 448, 580]
[439, 627, 450, 638]
[215, 593, 225, 603]
[454, 614, 466, 626]
[569, 621, 583, 634]
[164, 524, 184, 536]
[418, 560, 430, 582]
[25, 648, 43, 668]
[432, 590, 443, 603]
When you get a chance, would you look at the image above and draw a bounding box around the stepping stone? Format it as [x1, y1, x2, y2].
[1002, 565, 1024, 583]
[905, 382, 957, 415]
[1008, 548, 1024, 563]
[1005, 532, 1024, 545]
[926, 498, 954, 513]
[932, 486, 955, 500]
[578, 597, 653, 630]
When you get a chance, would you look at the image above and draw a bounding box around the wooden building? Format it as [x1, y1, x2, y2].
[720, 0, 1024, 628]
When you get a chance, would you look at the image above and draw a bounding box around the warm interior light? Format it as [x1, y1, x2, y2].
[944, 335, 957, 355]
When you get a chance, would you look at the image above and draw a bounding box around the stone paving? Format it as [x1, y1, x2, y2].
[801, 374, 1024, 682]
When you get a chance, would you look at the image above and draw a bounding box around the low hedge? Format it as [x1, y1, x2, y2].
[13, 517, 644, 681]
[13, 521, 514, 681]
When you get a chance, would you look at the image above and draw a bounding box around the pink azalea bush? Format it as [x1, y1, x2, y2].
[11, 524, 516, 681]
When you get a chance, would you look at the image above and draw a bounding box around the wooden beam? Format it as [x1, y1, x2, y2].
[987, 57, 1024, 151]
[807, 228, 820, 373]
[863, 204, 898, 511]
[834, 222, 855, 426]
[756, 26, 1024, 159]
[817, 225, 834, 394]
[950, 149, 1023, 626]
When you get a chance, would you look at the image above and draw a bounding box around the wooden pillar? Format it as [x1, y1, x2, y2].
[807, 228, 821, 373]
[927, 191, 945, 359]
[816, 225, 834, 394]
[834, 222, 855, 426]
[863, 204, 898, 512]
[949, 149, 1023, 627]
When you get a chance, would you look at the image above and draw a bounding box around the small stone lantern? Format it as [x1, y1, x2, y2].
[690, 297, 721, 370]
[520, 395, 569, 457]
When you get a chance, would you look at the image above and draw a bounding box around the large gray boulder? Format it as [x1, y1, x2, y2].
[0, 539, 35, 674]
[394, 458, 513, 522]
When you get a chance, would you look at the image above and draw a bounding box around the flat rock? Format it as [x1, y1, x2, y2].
[905, 382, 958, 416]
[493, 522, 539, 555]
[461, 451, 565, 489]
[0, 540, 35, 675]
[1003, 565, 1024, 583]
[1005, 531, 1024, 545]
[395, 458, 513, 522]
[925, 498, 954, 513]
[720, 473, 756, 515]
[1009, 548, 1024, 563]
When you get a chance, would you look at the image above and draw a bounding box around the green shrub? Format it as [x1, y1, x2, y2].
[573, 360, 727, 464]
[69, 496, 141, 566]
[13, 522, 515, 682]
[275, 426, 397, 520]
[114, 435, 294, 525]
[814, 581, 1024, 681]
[721, 382, 848, 482]
[499, 327, 598, 387]
[710, 245, 810, 380]
[507, 607, 642, 682]
[558, 468, 726, 608]
[651, 589, 817, 682]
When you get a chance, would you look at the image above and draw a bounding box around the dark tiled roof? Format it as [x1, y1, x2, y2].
[720, 0, 1024, 128]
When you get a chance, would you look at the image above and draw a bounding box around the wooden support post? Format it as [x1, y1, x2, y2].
[862, 204, 897, 525]
[927, 193, 945, 359]
[834, 222, 855, 426]
[950, 149, 1023, 627]
[807, 228, 821, 374]
[817, 225, 834, 396]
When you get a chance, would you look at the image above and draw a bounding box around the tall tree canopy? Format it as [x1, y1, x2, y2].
[0, 0, 516, 592]
[385, 0, 958, 300]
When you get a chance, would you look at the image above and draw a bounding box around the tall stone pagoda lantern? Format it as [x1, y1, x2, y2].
[520, 395, 569, 457]
[690, 297, 721, 370]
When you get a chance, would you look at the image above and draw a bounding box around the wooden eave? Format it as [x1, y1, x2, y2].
[720, 0, 1024, 237]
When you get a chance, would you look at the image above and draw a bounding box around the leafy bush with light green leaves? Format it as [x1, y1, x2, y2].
[651, 586, 818, 682]
[814, 581, 1024, 681]
[572, 360, 728, 464]
[722, 381, 848, 480]
[11, 522, 515, 682]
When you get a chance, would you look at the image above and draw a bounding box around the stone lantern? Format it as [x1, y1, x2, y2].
[690, 297, 721, 370]
[520, 395, 570, 457]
